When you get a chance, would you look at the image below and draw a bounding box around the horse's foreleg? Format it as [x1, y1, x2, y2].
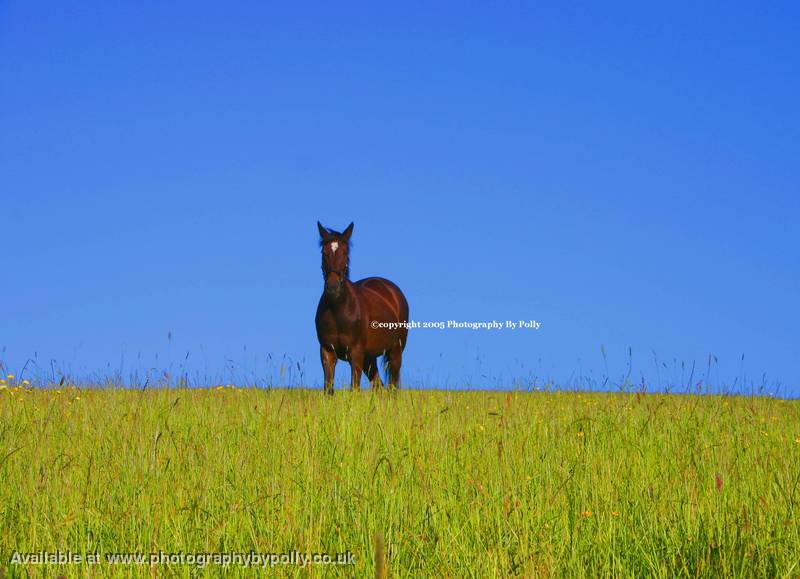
[348, 347, 364, 392]
[320, 345, 336, 395]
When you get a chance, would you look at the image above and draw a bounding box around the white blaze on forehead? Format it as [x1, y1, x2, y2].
[330, 241, 339, 253]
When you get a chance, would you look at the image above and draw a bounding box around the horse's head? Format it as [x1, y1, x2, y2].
[317, 221, 353, 299]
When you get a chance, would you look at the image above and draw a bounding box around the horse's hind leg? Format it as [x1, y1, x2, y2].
[365, 356, 384, 389]
[386, 348, 403, 389]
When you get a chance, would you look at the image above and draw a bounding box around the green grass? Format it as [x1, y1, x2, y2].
[1, 382, 799, 577]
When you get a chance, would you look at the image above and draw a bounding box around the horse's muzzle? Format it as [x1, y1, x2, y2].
[325, 273, 344, 297]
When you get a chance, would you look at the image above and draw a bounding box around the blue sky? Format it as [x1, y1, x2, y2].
[2, 2, 798, 394]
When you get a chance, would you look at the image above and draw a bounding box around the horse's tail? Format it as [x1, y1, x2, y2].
[382, 350, 390, 383]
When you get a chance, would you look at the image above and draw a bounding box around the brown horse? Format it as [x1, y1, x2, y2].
[315, 221, 409, 394]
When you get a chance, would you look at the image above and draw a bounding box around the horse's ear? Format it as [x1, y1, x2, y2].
[317, 221, 329, 239]
[342, 222, 354, 241]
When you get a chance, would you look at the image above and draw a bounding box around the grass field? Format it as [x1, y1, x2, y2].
[1, 379, 799, 577]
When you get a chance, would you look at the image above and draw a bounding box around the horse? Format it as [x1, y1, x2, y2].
[315, 221, 409, 394]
